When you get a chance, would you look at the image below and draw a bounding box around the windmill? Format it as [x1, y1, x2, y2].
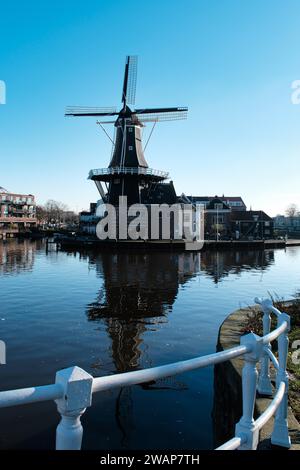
[65, 56, 188, 205]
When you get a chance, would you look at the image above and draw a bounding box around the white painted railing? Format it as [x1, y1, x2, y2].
[0, 298, 291, 450]
[88, 167, 169, 179]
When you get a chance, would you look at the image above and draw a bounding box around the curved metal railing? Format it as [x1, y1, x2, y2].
[88, 167, 169, 179]
[0, 298, 291, 450]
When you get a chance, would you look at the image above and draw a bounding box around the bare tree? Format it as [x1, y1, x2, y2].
[285, 204, 299, 217]
[61, 211, 79, 225]
[44, 200, 69, 225]
[35, 205, 47, 225]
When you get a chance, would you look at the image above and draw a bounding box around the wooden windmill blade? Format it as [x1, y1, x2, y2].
[126, 56, 138, 106]
[134, 107, 188, 122]
[135, 107, 187, 114]
[122, 56, 138, 107]
[65, 106, 118, 117]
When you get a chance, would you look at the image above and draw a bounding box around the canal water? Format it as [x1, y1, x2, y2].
[0, 240, 299, 449]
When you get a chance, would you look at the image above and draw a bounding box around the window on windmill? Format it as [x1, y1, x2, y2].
[128, 145, 133, 151]
[265, 221, 270, 227]
[114, 179, 120, 184]
[128, 127, 133, 132]
[214, 203, 223, 210]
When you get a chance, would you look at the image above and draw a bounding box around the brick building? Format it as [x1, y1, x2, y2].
[187, 195, 247, 212]
[0, 187, 36, 237]
[186, 195, 273, 239]
[273, 215, 300, 235]
[231, 210, 273, 239]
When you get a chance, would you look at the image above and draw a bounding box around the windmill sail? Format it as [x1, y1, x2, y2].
[122, 56, 138, 107]
[126, 56, 138, 105]
[65, 106, 118, 117]
[134, 107, 188, 123]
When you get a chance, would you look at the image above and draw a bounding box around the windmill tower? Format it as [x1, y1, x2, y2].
[66, 56, 188, 206]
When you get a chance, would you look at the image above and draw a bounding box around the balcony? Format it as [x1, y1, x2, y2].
[0, 216, 36, 223]
[0, 199, 33, 205]
[88, 167, 169, 180]
[10, 209, 26, 215]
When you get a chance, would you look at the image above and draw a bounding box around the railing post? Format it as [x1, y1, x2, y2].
[271, 313, 291, 448]
[235, 333, 263, 450]
[55, 366, 93, 450]
[256, 298, 273, 396]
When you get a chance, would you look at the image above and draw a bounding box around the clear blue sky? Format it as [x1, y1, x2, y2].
[1, 0, 300, 216]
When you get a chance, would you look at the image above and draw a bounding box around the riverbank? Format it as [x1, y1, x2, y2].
[52, 236, 300, 252]
[4, 228, 300, 251]
[214, 304, 300, 449]
[204, 239, 300, 250]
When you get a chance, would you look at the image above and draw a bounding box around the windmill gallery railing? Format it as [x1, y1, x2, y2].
[0, 298, 291, 450]
[88, 167, 169, 179]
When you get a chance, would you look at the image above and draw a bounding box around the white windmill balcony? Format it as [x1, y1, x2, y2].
[88, 167, 169, 179]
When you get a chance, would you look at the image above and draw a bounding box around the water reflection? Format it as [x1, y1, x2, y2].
[83, 252, 200, 446]
[0, 240, 35, 275]
[200, 249, 274, 284]
[82, 249, 275, 447]
[285, 247, 299, 258]
[82, 250, 275, 372]
[86, 252, 200, 372]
